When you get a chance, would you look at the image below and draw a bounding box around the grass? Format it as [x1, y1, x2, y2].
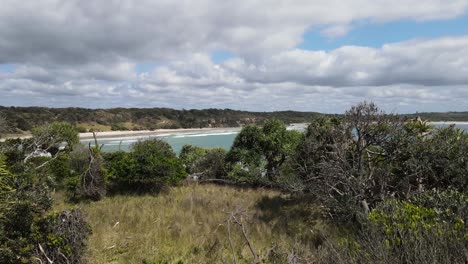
[55, 184, 329, 263]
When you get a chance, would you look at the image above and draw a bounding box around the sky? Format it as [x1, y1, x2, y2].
[1, 1, 468, 113]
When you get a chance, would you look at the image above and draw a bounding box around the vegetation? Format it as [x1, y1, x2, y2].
[226, 119, 302, 185]
[105, 138, 186, 193]
[0, 157, 91, 263]
[0, 106, 320, 134]
[180, 144, 228, 180]
[78, 184, 321, 263]
[1, 102, 467, 263]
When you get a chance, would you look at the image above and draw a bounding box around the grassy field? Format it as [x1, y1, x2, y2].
[54, 184, 329, 263]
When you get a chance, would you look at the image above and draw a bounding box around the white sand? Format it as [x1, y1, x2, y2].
[79, 127, 241, 140]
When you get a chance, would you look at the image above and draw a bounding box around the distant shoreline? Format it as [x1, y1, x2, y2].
[79, 127, 242, 140]
[2, 121, 468, 142]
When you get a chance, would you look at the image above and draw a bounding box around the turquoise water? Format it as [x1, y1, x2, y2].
[81, 129, 241, 154]
[80, 123, 468, 154]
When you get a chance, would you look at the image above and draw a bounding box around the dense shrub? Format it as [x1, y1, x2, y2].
[179, 144, 227, 180]
[0, 158, 91, 263]
[67, 144, 107, 201]
[106, 138, 186, 193]
[179, 145, 208, 174]
[226, 119, 302, 185]
[321, 199, 467, 264]
[33, 209, 91, 264]
[284, 102, 468, 223]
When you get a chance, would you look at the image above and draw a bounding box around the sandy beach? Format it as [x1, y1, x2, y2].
[79, 127, 242, 140]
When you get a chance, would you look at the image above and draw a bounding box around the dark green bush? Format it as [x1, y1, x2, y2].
[0, 159, 91, 263]
[106, 139, 186, 193]
[226, 119, 302, 185]
[179, 145, 207, 174]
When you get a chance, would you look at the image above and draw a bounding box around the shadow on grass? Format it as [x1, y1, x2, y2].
[254, 194, 328, 248]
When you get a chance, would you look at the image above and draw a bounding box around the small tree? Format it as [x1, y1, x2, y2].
[24, 122, 79, 166]
[179, 144, 208, 174]
[226, 120, 302, 184]
[287, 102, 409, 221]
[67, 133, 106, 201]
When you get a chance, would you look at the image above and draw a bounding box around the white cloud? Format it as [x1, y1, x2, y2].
[1, 0, 467, 64]
[1, 0, 468, 112]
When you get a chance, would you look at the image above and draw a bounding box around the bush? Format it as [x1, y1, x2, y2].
[106, 138, 186, 193]
[226, 120, 302, 185]
[195, 148, 227, 180]
[179, 145, 227, 180]
[284, 102, 468, 223]
[0, 159, 91, 263]
[320, 199, 467, 264]
[179, 145, 207, 174]
[33, 209, 91, 264]
[67, 144, 107, 201]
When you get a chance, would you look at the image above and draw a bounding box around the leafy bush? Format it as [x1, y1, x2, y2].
[179, 145, 227, 180]
[106, 138, 186, 193]
[226, 119, 302, 185]
[319, 199, 467, 264]
[179, 145, 208, 174]
[0, 158, 91, 263]
[33, 209, 91, 264]
[195, 148, 227, 180]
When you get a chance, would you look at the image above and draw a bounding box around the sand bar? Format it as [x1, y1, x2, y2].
[79, 127, 242, 140]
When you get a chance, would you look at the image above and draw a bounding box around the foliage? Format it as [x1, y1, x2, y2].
[0, 113, 10, 138]
[179, 145, 228, 180]
[321, 199, 467, 264]
[179, 145, 208, 174]
[227, 120, 302, 185]
[67, 144, 107, 201]
[105, 138, 186, 193]
[0, 157, 91, 263]
[284, 101, 468, 224]
[31, 121, 79, 151]
[194, 148, 228, 180]
[0, 106, 321, 133]
[33, 209, 91, 264]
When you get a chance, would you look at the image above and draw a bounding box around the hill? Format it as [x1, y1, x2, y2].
[0, 106, 321, 133]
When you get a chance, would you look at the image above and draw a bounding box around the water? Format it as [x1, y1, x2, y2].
[431, 122, 468, 130]
[80, 122, 467, 154]
[81, 129, 241, 154]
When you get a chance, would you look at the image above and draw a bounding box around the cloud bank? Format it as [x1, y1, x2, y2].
[1, 0, 468, 113]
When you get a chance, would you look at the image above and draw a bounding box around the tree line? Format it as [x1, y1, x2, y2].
[0, 106, 321, 133]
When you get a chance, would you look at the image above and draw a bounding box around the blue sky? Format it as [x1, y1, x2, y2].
[299, 14, 468, 50]
[1, 1, 468, 113]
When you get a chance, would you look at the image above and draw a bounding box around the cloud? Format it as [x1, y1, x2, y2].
[1, 0, 468, 113]
[225, 36, 468, 87]
[1, 0, 467, 64]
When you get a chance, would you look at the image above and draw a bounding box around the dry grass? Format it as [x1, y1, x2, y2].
[56, 184, 328, 263]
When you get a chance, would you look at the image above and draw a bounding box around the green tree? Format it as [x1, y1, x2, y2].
[179, 145, 208, 174]
[227, 119, 302, 184]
